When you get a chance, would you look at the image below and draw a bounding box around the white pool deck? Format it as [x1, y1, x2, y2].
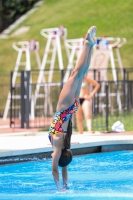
[0, 131, 133, 158]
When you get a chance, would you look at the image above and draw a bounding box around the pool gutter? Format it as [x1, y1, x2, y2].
[0, 133, 133, 165]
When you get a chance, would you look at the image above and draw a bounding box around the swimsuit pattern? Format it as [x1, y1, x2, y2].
[48, 100, 79, 142]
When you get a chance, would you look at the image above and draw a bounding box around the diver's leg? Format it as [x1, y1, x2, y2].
[57, 26, 96, 111]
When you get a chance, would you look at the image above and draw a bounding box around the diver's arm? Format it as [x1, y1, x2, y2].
[52, 147, 62, 190]
[62, 166, 68, 189]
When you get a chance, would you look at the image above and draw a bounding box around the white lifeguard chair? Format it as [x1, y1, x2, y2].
[3, 40, 41, 120]
[63, 38, 83, 82]
[64, 36, 126, 112]
[34, 26, 67, 117]
[89, 37, 126, 112]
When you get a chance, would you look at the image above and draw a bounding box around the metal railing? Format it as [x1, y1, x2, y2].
[0, 68, 133, 131]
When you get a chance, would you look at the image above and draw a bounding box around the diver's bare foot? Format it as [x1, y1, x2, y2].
[85, 26, 97, 47]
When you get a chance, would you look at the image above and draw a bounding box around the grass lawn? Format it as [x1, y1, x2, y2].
[92, 113, 133, 132]
[0, 0, 133, 79]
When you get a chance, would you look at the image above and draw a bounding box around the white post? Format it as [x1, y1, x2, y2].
[34, 27, 67, 117]
[3, 40, 41, 120]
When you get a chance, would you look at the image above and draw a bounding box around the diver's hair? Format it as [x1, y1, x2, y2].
[58, 149, 73, 167]
[64, 119, 72, 149]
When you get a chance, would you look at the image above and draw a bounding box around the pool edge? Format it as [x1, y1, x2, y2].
[1, 140, 133, 165]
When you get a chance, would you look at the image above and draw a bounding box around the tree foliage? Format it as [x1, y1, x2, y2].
[0, 0, 39, 18]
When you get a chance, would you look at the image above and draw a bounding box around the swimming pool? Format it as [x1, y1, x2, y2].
[0, 151, 133, 200]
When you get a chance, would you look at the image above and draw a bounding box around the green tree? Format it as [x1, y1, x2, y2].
[1, 0, 39, 18]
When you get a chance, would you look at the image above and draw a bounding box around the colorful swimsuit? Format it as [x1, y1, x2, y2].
[48, 100, 79, 142]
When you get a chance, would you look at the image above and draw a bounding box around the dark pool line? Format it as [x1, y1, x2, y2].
[1, 143, 133, 165]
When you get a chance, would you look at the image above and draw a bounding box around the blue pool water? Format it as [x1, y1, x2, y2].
[1, 151, 133, 200]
